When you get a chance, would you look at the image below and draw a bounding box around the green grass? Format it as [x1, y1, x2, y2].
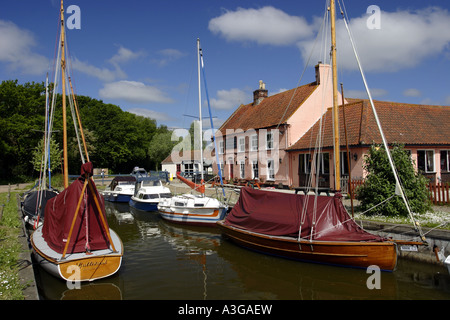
[0, 192, 25, 300]
[352, 206, 450, 230]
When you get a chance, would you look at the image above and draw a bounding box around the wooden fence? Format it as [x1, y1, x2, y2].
[428, 182, 450, 205]
[342, 177, 450, 205]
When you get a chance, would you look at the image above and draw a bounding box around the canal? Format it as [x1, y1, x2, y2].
[34, 201, 450, 300]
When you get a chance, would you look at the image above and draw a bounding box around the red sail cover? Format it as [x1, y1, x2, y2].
[43, 162, 110, 254]
[224, 187, 386, 242]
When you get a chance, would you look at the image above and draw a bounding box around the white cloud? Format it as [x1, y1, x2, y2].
[72, 57, 126, 82]
[73, 46, 143, 82]
[127, 108, 173, 122]
[109, 46, 144, 66]
[208, 6, 313, 46]
[152, 48, 186, 66]
[99, 80, 174, 104]
[0, 20, 49, 75]
[210, 88, 249, 110]
[403, 88, 422, 97]
[299, 7, 450, 72]
[209, 6, 450, 73]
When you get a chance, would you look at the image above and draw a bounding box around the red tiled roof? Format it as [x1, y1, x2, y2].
[219, 82, 318, 132]
[288, 99, 450, 151]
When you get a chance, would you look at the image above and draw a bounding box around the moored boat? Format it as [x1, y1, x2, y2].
[102, 176, 136, 203]
[30, 0, 123, 282]
[21, 188, 58, 229]
[157, 39, 228, 226]
[159, 193, 228, 226]
[217, 187, 399, 270]
[217, 0, 427, 270]
[129, 177, 172, 211]
[31, 162, 123, 281]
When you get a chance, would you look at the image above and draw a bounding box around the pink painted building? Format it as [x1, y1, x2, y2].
[212, 63, 450, 190]
[214, 63, 345, 186]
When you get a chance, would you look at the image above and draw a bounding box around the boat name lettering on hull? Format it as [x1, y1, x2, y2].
[75, 260, 107, 269]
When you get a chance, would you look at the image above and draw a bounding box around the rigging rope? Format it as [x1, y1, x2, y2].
[337, 0, 427, 243]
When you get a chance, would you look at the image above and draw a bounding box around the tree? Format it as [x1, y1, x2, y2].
[148, 131, 177, 171]
[30, 137, 63, 174]
[356, 144, 432, 217]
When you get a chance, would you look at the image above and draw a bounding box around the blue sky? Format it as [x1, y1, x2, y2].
[1, 0, 450, 131]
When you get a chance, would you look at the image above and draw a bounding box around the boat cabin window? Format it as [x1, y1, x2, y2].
[142, 180, 161, 187]
[160, 193, 172, 198]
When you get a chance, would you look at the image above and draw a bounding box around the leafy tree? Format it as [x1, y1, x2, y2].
[0, 79, 177, 181]
[148, 131, 177, 170]
[30, 137, 63, 174]
[356, 143, 432, 217]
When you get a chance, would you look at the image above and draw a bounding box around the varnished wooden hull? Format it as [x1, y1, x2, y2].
[217, 221, 398, 271]
[30, 227, 123, 282]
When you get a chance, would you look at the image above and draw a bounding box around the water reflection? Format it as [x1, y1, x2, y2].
[34, 201, 450, 300]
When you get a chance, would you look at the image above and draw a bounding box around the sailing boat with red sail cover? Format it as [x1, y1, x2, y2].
[217, 0, 426, 271]
[30, 0, 123, 282]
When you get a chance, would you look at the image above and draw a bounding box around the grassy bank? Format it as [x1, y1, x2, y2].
[0, 192, 25, 300]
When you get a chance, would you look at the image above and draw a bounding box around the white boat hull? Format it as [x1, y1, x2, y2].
[158, 195, 227, 226]
[30, 226, 123, 282]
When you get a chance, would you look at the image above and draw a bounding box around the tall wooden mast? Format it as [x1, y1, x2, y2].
[330, 0, 340, 191]
[60, 0, 68, 188]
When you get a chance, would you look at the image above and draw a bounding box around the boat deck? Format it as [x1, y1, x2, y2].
[31, 226, 123, 263]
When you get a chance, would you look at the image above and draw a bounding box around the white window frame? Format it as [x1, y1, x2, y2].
[250, 134, 258, 151]
[266, 131, 274, 150]
[267, 159, 275, 181]
[418, 149, 435, 173]
[218, 141, 224, 154]
[252, 160, 259, 179]
[239, 161, 245, 179]
[238, 136, 245, 153]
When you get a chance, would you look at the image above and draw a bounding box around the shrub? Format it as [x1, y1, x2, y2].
[356, 144, 432, 217]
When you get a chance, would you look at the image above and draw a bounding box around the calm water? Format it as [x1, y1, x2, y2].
[34, 201, 450, 300]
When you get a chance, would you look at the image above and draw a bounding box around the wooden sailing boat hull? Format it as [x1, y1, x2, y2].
[217, 221, 398, 271]
[30, 226, 123, 282]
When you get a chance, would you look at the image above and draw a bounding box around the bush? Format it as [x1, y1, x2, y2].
[356, 144, 431, 217]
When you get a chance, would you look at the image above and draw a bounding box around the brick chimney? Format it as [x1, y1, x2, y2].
[253, 80, 268, 106]
[315, 62, 322, 84]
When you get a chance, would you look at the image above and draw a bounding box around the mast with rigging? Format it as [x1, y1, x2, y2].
[60, 0, 68, 188]
[330, 0, 340, 192]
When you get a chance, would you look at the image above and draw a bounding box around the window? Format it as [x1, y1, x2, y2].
[441, 150, 450, 172]
[340, 151, 349, 175]
[267, 159, 275, 180]
[239, 161, 245, 179]
[266, 131, 274, 150]
[226, 137, 235, 152]
[218, 141, 224, 154]
[318, 152, 330, 174]
[299, 154, 311, 174]
[252, 160, 259, 179]
[238, 137, 245, 152]
[251, 134, 258, 151]
[417, 150, 435, 173]
[184, 163, 194, 176]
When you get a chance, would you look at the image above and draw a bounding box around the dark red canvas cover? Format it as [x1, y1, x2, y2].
[42, 162, 110, 254]
[224, 187, 386, 242]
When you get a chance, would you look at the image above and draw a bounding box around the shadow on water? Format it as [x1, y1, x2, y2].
[34, 201, 450, 300]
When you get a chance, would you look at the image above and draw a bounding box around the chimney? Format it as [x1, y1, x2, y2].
[253, 80, 268, 106]
[315, 62, 322, 85]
